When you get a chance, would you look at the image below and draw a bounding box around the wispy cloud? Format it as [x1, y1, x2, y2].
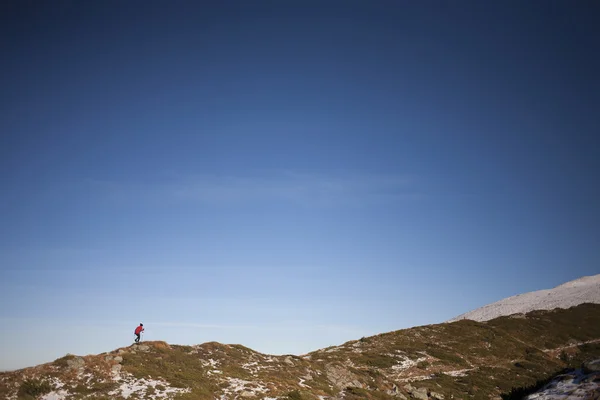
[87, 171, 422, 207]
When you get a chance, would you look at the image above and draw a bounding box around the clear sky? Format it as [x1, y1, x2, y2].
[1, 1, 599, 371]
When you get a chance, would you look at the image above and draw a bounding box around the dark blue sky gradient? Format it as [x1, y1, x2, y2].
[1, 1, 599, 369]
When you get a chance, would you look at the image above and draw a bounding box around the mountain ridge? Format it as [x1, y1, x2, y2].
[447, 274, 600, 322]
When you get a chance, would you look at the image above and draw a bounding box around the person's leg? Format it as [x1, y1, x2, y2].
[135, 334, 139, 343]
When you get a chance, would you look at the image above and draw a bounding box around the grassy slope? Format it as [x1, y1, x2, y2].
[1, 304, 599, 400]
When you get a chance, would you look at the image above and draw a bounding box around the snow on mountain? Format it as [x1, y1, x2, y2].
[524, 359, 600, 400]
[448, 274, 600, 322]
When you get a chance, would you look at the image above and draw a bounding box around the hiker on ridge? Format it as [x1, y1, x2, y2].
[134, 323, 144, 343]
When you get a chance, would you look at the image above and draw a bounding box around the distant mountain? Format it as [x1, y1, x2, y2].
[2, 304, 599, 400]
[448, 274, 600, 322]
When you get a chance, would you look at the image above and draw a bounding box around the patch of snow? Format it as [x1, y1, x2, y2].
[443, 368, 474, 377]
[41, 390, 69, 400]
[48, 377, 65, 388]
[448, 274, 600, 322]
[397, 374, 435, 383]
[202, 358, 219, 368]
[555, 275, 600, 289]
[219, 377, 269, 399]
[299, 378, 309, 388]
[241, 360, 275, 375]
[242, 361, 259, 373]
[108, 375, 189, 399]
[39, 378, 68, 399]
[242, 361, 259, 368]
[391, 355, 429, 371]
[525, 364, 600, 400]
[207, 370, 223, 375]
[544, 338, 600, 354]
[82, 372, 95, 384]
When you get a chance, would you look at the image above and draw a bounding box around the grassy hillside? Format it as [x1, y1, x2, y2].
[1, 303, 599, 400]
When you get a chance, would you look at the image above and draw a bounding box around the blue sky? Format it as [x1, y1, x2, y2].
[1, 1, 599, 370]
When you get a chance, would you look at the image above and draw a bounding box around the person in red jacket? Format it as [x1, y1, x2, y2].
[134, 323, 144, 343]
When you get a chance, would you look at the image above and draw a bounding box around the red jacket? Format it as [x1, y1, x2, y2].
[135, 326, 144, 335]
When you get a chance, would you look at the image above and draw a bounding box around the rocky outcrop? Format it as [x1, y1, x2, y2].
[583, 359, 600, 373]
[386, 384, 408, 399]
[325, 364, 363, 389]
[404, 384, 445, 400]
[66, 356, 85, 371]
[407, 386, 428, 400]
[284, 356, 295, 366]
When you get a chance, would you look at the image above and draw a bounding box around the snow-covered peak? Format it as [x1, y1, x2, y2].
[448, 274, 600, 322]
[554, 274, 600, 289]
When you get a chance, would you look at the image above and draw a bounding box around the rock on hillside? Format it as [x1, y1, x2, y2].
[448, 274, 600, 322]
